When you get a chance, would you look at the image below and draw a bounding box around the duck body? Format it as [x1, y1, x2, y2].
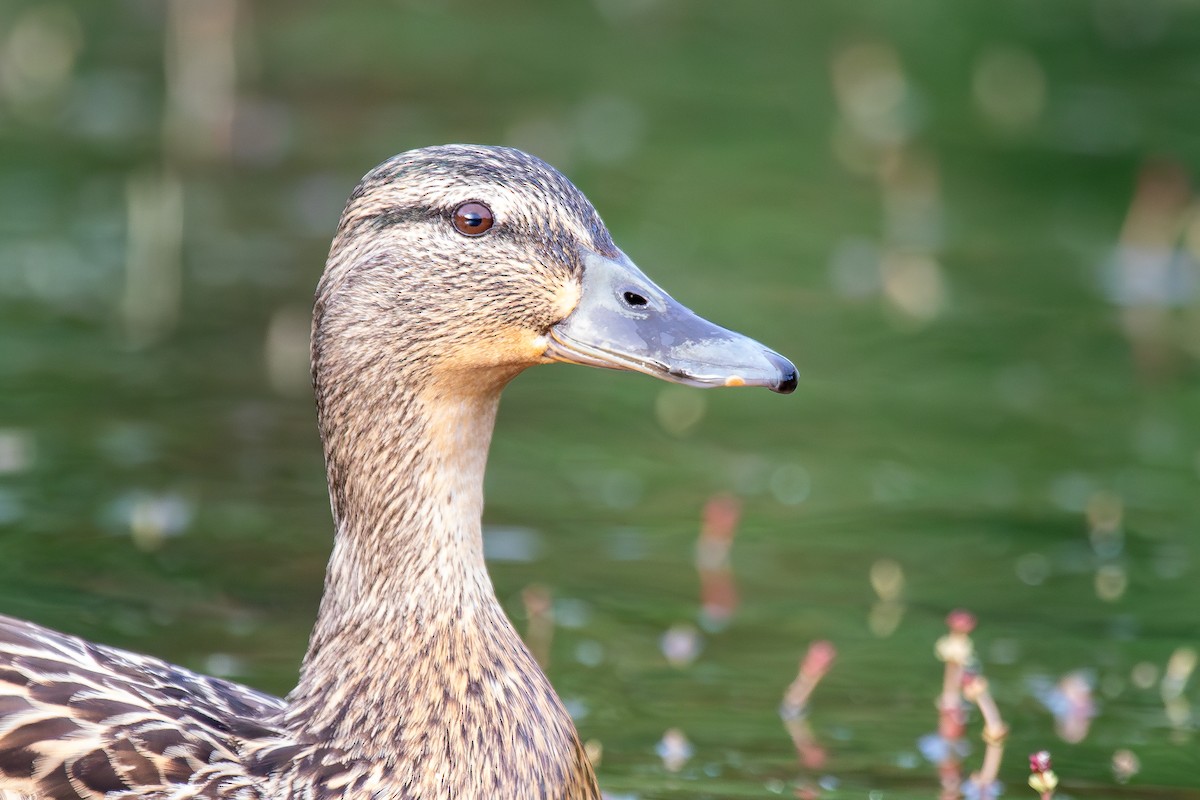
[0, 606, 591, 800]
[0, 614, 283, 799]
[0, 145, 795, 799]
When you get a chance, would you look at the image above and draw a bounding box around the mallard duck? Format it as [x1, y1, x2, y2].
[0, 145, 796, 800]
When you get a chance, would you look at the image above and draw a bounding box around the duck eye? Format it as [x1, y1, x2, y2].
[451, 202, 494, 236]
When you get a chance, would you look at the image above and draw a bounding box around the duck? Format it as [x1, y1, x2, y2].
[0, 144, 796, 800]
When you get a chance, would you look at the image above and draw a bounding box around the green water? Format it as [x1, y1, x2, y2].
[1, 1, 1198, 797]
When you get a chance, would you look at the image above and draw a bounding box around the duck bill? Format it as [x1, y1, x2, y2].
[545, 250, 797, 394]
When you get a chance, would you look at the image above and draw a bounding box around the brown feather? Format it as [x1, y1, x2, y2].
[0, 145, 616, 799]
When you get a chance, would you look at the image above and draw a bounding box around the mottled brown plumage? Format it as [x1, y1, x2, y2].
[0, 144, 795, 800]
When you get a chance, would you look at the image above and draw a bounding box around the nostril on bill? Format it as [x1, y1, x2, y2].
[621, 290, 648, 307]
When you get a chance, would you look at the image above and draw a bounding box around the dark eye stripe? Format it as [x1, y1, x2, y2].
[368, 205, 439, 230]
[365, 202, 582, 255]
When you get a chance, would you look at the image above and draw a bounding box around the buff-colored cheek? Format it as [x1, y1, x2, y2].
[552, 279, 582, 322]
[530, 279, 582, 361]
[432, 278, 583, 374]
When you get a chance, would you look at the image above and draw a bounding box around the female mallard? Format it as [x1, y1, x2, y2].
[0, 145, 796, 800]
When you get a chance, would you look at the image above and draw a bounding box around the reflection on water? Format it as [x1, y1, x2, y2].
[1, 2, 1200, 799]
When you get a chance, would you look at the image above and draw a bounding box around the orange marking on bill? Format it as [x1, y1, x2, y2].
[724, 376, 745, 387]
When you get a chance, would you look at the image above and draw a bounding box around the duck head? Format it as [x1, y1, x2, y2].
[316, 144, 797, 396]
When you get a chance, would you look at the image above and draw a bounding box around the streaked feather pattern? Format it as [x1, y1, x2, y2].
[1, 146, 621, 799]
[0, 615, 283, 800]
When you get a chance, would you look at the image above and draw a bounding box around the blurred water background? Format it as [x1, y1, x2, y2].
[1, 1, 1199, 797]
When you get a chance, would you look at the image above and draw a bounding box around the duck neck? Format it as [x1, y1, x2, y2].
[284, 364, 598, 797]
[319, 380, 499, 608]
